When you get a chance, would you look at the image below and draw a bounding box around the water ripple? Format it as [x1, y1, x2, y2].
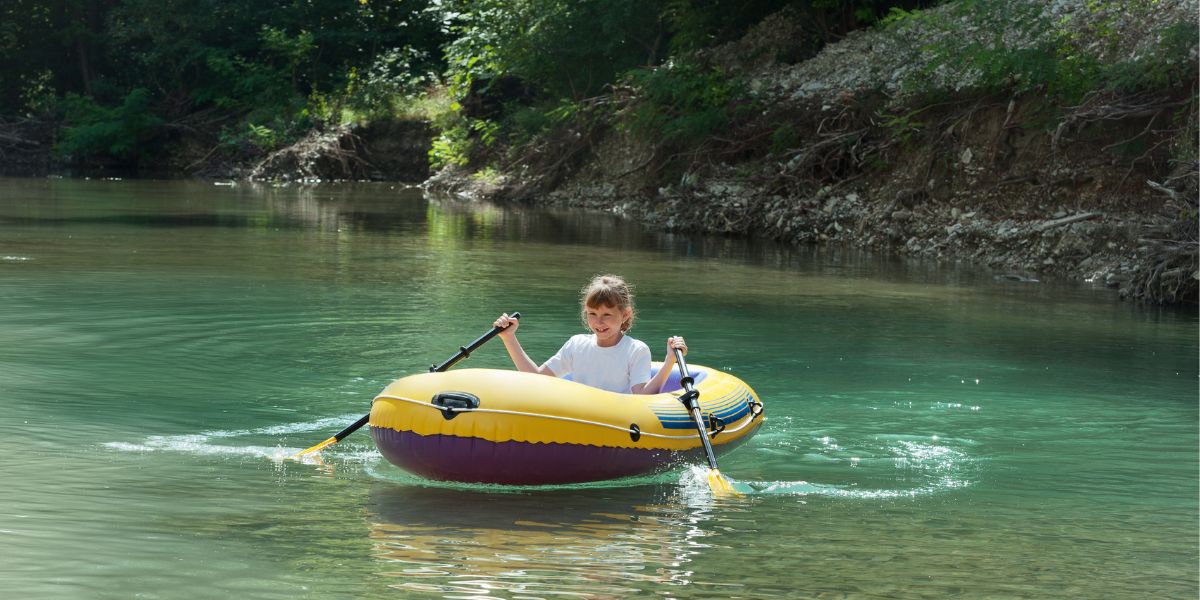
[102, 414, 378, 463]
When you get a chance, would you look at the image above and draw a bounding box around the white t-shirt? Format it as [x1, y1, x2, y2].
[544, 333, 651, 394]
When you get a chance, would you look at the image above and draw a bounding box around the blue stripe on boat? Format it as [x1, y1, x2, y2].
[653, 389, 754, 429]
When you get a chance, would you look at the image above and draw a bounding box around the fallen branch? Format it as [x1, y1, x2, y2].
[1145, 179, 1180, 202]
[1036, 212, 1101, 232]
[0, 132, 36, 145]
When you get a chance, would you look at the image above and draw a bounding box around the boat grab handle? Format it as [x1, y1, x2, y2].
[748, 399, 764, 418]
[432, 391, 480, 420]
[707, 413, 726, 438]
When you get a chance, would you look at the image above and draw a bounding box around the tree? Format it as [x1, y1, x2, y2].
[442, 0, 667, 101]
[0, 0, 118, 113]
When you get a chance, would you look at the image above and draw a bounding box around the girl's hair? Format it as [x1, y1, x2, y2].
[580, 274, 636, 332]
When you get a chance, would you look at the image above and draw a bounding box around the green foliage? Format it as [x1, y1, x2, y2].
[431, 0, 937, 173]
[0, 0, 99, 112]
[442, 0, 665, 101]
[397, 87, 457, 122]
[878, 5, 922, 27]
[1103, 21, 1198, 92]
[19, 70, 57, 114]
[622, 62, 739, 147]
[897, 0, 1067, 97]
[424, 88, 476, 170]
[245, 123, 278, 151]
[504, 106, 558, 145]
[341, 47, 440, 123]
[661, 0, 787, 52]
[1, 0, 447, 167]
[258, 26, 315, 69]
[471, 119, 501, 147]
[770, 123, 800, 155]
[105, 0, 443, 117]
[666, 0, 930, 54]
[429, 126, 471, 169]
[889, 0, 1198, 103]
[199, 50, 296, 115]
[471, 166, 503, 183]
[878, 108, 926, 145]
[57, 88, 163, 160]
[5, 0, 1191, 177]
[501, 99, 583, 147]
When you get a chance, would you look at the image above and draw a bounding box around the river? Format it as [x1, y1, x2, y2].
[1, 177, 1195, 599]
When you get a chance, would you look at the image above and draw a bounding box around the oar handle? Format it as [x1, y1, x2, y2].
[673, 347, 695, 394]
[673, 345, 720, 471]
[430, 312, 520, 372]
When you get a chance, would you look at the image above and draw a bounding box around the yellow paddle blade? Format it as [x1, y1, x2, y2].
[292, 436, 337, 459]
[707, 469, 743, 497]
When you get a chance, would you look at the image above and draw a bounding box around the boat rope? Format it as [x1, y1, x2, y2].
[373, 393, 760, 440]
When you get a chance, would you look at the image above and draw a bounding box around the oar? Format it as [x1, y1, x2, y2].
[293, 312, 520, 457]
[673, 346, 739, 496]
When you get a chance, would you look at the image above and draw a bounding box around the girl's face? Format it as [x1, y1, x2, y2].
[586, 303, 629, 347]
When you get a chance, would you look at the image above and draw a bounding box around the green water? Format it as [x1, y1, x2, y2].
[1, 178, 1195, 599]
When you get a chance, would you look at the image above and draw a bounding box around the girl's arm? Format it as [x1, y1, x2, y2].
[633, 336, 687, 395]
[494, 313, 556, 376]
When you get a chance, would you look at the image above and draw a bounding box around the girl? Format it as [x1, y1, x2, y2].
[494, 274, 687, 395]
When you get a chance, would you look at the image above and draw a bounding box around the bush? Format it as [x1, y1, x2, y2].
[442, 0, 665, 102]
[889, 0, 1198, 103]
[57, 88, 163, 161]
[429, 125, 471, 169]
[621, 62, 740, 147]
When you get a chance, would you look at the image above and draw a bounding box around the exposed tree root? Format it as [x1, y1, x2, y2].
[1127, 167, 1200, 304]
[249, 124, 373, 182]
[0, 116, 54, 175]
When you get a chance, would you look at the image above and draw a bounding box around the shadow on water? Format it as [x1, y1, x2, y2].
[1, 212, 303, 228]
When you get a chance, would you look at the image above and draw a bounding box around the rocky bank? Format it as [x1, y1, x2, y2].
[426, 0, 1199, 304]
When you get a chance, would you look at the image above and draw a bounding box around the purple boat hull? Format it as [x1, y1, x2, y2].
[371, 424, 761, 485]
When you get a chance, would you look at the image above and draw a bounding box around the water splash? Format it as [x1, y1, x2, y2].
[676, 465, 752, 501]
[690, 434, 977, 499]
[103, 414, 379, 463]
[104, 438, 302, 462]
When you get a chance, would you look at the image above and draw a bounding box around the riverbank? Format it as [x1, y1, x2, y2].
[424, 0, 1198, 305]
[2, 1, 1194, 304]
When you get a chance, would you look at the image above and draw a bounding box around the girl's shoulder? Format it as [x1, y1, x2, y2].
[622, 335, 651, 353]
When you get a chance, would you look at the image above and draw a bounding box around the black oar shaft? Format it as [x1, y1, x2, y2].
[431, 312, 520, 373]
[673, 347, 720, 470]
[295, 312, 519, 457]
[688, 405, 721, 470]
[329, 413, 370, 443]
[674, 348, 693, 386]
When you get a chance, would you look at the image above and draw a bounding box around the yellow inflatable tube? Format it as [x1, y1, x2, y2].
[369, 364, 764, 485]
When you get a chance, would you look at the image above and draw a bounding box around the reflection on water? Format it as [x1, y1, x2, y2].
[365, 484, 722, 598]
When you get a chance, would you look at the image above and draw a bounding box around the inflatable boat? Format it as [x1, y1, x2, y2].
[369, 364, 764, 485]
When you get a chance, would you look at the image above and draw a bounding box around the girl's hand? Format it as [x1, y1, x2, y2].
[664, 336, 687, 363]
[494, 313, 520, 340]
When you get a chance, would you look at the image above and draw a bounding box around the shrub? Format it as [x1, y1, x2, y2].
[621, 62, 739, 147]
[57, 88, 163, 161]
[888, 0, 1198, 103]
